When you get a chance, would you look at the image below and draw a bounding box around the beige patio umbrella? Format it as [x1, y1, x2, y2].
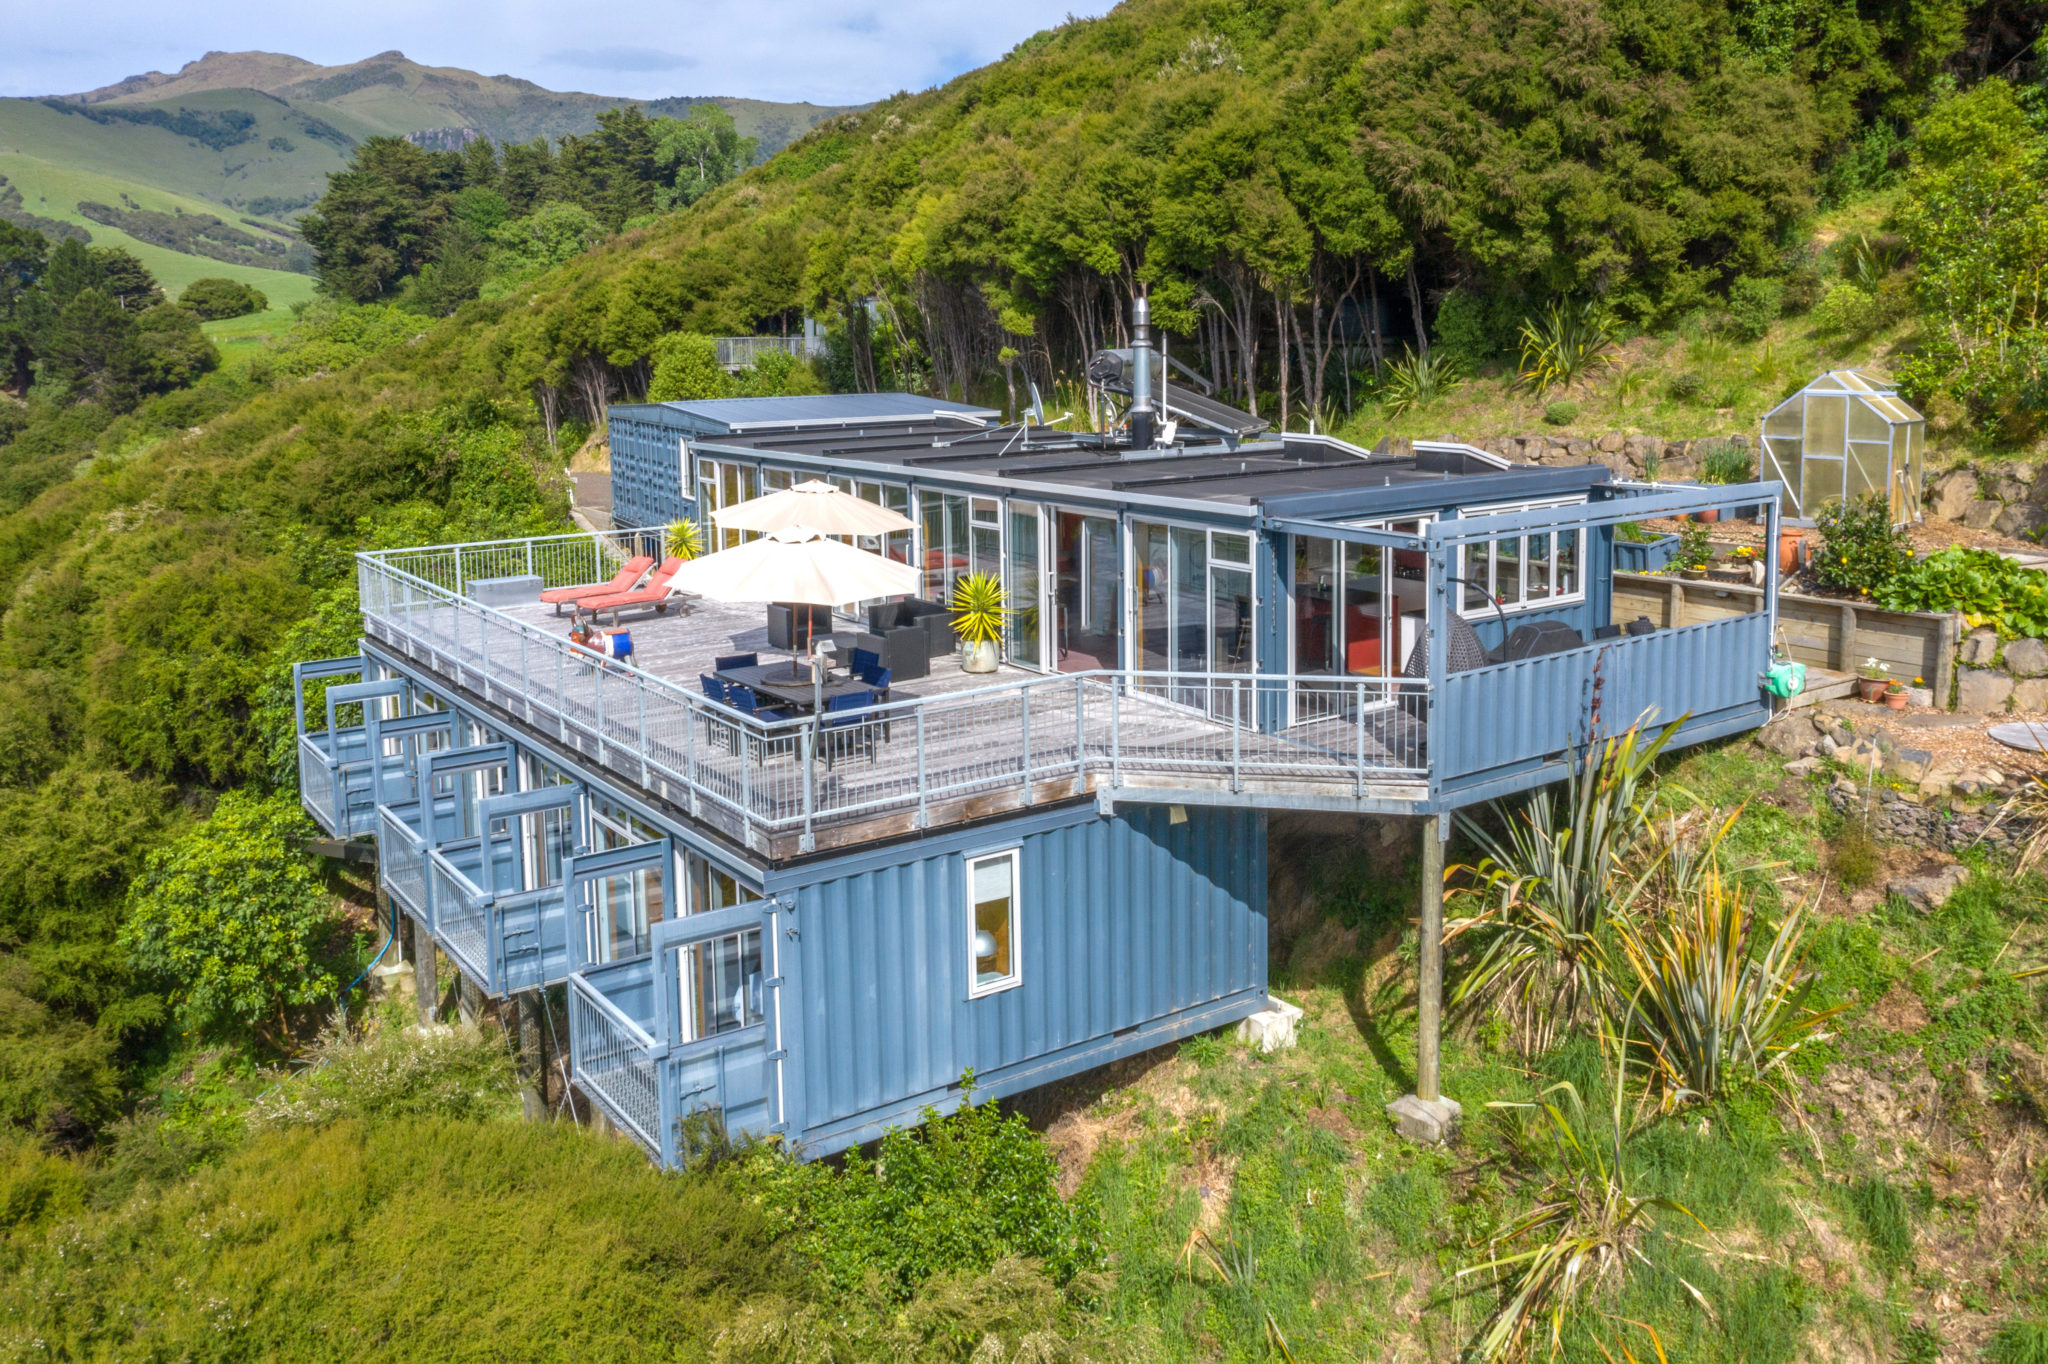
[668, 524, 920, 604]
[711, 479, 915, 537]
[668, 525, 923, 700]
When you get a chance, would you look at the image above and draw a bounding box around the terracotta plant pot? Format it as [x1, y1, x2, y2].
[1884, 687, 1908, 710]
[1694, 509, 1720, 523]
[1777, 526, 1804, 574]
[1856, 677, 1886, 703]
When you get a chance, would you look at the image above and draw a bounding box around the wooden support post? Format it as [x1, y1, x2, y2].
[1387, 814, 1460, 1143]
[412, 916, 439, 1025]
[1417, 814, 1446, 1104]
[1837, 602, 1857, 673]
[1666, 578, 1683, 630]
[516, 992, 546, 1122]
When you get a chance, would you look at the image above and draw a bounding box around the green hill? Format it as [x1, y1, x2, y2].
[0, 50, 858, 299]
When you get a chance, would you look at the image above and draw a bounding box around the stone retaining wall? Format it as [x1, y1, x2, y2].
[1825, 781, 2027, 854]
[1928, 463, 2048, 541]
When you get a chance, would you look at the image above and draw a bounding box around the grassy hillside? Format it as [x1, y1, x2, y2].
[0, 147, 317, 317]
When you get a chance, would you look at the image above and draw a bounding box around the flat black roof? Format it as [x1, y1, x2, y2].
[677, 412, 1611, 521]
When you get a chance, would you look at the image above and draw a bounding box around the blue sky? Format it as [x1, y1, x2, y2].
[1, 2, 1116, 105]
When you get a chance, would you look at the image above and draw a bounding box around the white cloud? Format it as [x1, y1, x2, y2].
[0, 1, 1116, 106]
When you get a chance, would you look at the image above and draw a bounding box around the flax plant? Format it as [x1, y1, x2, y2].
[1609, 868, 1838, 1108]
[1448, 720, 1682, 1054]
[1463, 1038, 1708, 1361]
[1517, 300, 1618, 392]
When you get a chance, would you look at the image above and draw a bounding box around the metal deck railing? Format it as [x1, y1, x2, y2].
[354, 528, 1774, 846]
[569, 973, 664, 1151]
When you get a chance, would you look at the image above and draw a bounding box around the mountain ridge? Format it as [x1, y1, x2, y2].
[45, 49, 858, 149]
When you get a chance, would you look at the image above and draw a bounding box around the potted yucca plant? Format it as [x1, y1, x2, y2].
[664, 519, 706, 560]
[950, 572, 1008, 674]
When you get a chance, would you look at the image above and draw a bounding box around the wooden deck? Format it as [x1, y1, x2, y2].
[500, 593, 1004, 707]
[361, 588, 1432, 862]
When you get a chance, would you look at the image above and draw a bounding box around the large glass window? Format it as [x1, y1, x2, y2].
[922, 492, 971, 601]
[678, 929, 764, 1042]
[966, 849, 1021, 997]
[1054, 511, 1120, 672]
[1006, 503, 1044, 669]
[1456, 500, 1587, 618]
[520, 805, 575, 890]
[695, 458, 759, 551]
[584, 801, 665, 962]
[681, 849, 762, 915]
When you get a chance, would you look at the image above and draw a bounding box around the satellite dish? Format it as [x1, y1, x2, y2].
[1027, 381, 1045, 426]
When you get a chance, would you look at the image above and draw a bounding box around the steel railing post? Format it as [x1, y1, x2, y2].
[1231, 677, 1242, 793]
[636, 674, 650, 786]
[1356, 681, 1368, 797]
[799, 723, 815, 853]
[593, 658, 605, 763]
[1020, 686, 1033, 804]
[685, 697, 701, 819]
[1110, 677, 1122, 789]
[915, 708, 928, 829]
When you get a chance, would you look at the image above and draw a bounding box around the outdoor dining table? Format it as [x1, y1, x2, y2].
[717, 660, 877, 713]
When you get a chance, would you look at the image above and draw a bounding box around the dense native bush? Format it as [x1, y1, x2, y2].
[120, 791, 347, 1042]
[735, 1082, 1104, 1300]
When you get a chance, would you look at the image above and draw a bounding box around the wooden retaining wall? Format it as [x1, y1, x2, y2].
[1612, 572, 1960, 702]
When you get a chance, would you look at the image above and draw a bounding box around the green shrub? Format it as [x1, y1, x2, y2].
[1666, 371, 1705, 403]
[1809, 280, 1881, 338]
[178, 277, 268, 321]
[1543, 399, 1579, 426]
[1813, 493, 1913, 595]
[1724, 277, 1785, 341]
[1434, 287, 1515, 365]
[1674, 518, 1716, 570]
[737, 1081, 1103, 1300]
[120, 790, 346, 1041]
[1876, 547, 2048, 638]
[1848, 1174, 1913, 1274]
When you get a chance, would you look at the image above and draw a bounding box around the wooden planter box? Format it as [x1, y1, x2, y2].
[1612, 571, 1960, 706]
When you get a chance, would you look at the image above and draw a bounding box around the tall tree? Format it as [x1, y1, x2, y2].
[0, 222, 47, 392]
[653, 105, 758, 209]
[301, 136, 458, 302]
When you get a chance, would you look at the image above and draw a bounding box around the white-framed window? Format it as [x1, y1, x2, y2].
[678, 928, 764, 1042]
[965, 848, 1022, 997]
[1455, 498, 1586, 617]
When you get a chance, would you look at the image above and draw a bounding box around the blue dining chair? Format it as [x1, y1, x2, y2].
[699, 674, 729, 703]
[849, 646, 881, 679]
[700, 674, 737, 753]
[715, 652, 758, 672]
[727, 685, 798, 763]
[821, 690, 877, 769]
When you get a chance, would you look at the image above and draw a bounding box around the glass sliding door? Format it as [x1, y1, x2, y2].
[1005, 503, 1045, 670]
[1054, 510, 1120, 672]
[1129, 522, 1255, 715]
[1288, 519, 1430, 725]
[921, 492, 970, 603]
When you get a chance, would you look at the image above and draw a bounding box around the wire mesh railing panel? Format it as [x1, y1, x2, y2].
[428, 853, 490, 982]
[378, 806, 428, 919]
[297, 735, 337, 833]
[569, 977, 662, 1153]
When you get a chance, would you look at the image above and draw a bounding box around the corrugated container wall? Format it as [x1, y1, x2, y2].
[783, 803, 1267, 1148]
[609, 413, 693, 529]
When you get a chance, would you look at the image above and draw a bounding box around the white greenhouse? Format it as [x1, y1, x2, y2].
[1759, 370, 1925, 524]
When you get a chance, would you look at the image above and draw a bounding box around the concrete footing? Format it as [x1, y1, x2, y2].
[1386, 1093, 1463, 1145]
[1235, 996, 1304, 1053]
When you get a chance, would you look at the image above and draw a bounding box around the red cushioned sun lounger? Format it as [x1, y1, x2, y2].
[541, 555, 654, 615]
[577, 557, 686, 621]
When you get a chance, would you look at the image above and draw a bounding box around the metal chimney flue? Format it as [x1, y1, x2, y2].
[1128, 293, 1156, 450]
